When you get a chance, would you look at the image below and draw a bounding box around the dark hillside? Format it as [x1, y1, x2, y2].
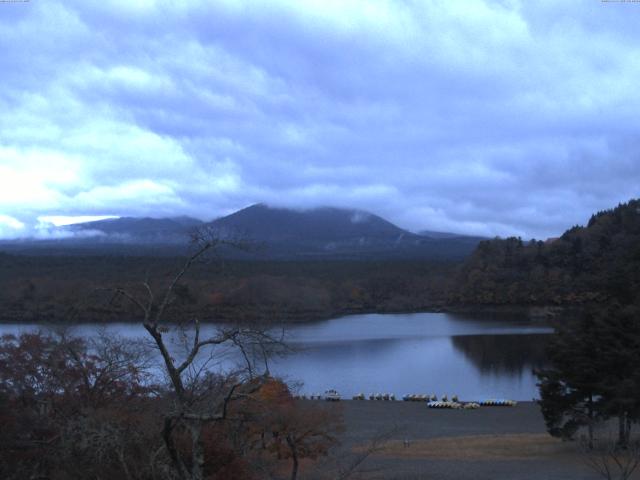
[211, 204, 407, 242]
[207, 204, 481, 260]
[451, 199, 640, 307]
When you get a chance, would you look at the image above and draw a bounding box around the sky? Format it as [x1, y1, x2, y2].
[1, 0, 639, 240]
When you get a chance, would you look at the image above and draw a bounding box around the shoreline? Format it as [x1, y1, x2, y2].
[0, 303, 564, 325]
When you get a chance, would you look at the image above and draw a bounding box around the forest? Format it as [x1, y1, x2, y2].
[450, 199, 640, 309]
[0, 256, 455, 324]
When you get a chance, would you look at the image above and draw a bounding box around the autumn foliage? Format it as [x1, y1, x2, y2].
[0, 333, 341, 480]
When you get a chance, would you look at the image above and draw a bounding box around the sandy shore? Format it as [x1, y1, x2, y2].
[308, 400, 630, 480]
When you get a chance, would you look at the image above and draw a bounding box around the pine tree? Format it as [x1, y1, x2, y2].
[536, 311, 606, 448]
[591, 305, 640, 447]
[537, 305, 640, 448]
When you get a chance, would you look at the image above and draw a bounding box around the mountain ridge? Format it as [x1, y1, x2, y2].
[0, 205, 484, 260]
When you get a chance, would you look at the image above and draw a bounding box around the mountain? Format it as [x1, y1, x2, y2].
[0, 205, 482, 260]
[211, 204, 412, 243]
[0, 216, 205, 256]
[206, 204, 480, 259]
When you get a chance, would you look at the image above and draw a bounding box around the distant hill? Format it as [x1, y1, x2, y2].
[0, 205, 482, 260]
[211, 204, 407, 242]
[67, 216, 204, 243]
[0, 216, 205, 256]
[207, 204, 481, 260]
[451, 199, 640, 306]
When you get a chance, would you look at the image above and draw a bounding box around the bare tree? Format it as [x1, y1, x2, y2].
[112, 228, 289, 480]
[582, 437, 640, 480]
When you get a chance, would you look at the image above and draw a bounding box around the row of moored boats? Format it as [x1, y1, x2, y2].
[294, 390, 517, 408]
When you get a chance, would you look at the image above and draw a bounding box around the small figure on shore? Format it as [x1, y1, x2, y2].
[403, 439, 411, 448]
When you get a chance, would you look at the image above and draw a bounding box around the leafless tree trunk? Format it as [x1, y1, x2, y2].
[113, 229, 289, 480]
[286, 434, 300, 480]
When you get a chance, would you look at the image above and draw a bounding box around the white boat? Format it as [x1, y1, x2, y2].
[324, 389, 341, 401]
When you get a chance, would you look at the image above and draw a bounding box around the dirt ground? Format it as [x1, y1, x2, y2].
[309, 400, 639, 480]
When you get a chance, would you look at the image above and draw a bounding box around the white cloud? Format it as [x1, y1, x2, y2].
[71, 180, 183, 210]
[1, 0, 639, 239]
[0, 215, 26, 239]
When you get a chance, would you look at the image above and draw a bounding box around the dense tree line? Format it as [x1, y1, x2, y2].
[451, 199, 640, 308]
[0, 257, 455, 324]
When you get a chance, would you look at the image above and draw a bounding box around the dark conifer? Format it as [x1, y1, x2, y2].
[537, 304, 640, 448]
[536, 311, 606, 448]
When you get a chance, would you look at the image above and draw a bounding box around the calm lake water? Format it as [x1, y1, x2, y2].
[0, 312, 553, 401]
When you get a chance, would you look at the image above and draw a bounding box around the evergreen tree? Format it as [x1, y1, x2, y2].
[537, 305, 640, 448]
[591, 305, 640, 447]
[536, 311, 606, 447]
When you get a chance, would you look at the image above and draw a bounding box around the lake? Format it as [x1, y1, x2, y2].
[0, 312, 553, 401]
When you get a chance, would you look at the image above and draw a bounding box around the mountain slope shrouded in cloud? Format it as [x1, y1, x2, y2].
[211, 204, 406, 242]
[207, 204, 484, 259]
[0, 205, 484, 260]
[67, 216, 204, 242]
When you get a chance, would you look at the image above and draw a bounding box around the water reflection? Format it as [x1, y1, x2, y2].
[451, 334, 549, 375]
[0, 312, 553, 400]
[269, 333, 548, 401]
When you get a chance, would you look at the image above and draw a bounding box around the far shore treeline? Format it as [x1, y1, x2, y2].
[0, 198, 638, 324]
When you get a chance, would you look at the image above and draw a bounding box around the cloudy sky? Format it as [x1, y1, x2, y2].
[1, 0, 639, 239]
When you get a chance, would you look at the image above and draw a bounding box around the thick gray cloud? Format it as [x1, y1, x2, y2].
[1, 0, 639, 239]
